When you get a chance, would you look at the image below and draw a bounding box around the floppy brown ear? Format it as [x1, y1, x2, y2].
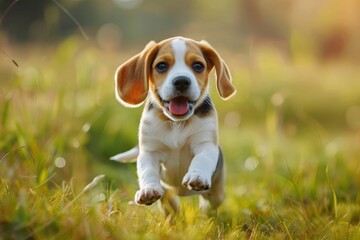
[115, 41, 158, 107]
[199, 40, 236, 100]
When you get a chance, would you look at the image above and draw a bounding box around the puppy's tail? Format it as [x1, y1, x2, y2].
[110, 145, 139, 163]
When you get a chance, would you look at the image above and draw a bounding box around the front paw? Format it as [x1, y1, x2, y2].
[135, 187, 164, 205]
[182, 172, 211, 191]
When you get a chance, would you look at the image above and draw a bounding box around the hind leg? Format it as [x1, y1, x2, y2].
[200, 160, 225, 211]
[199, 183, 225, 211]
[160, 190, 180, 219]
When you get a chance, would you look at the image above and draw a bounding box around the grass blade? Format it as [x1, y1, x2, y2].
[1, 94, 12, 128]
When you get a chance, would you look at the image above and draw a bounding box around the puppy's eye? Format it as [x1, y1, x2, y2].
[192, 62, 204, 73]
[155, 62, 169, 73]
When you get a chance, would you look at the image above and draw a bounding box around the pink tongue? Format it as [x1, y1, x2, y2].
[169, 97, 189, 116]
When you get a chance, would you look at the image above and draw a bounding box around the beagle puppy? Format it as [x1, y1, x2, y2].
[111, 37, 236, 215]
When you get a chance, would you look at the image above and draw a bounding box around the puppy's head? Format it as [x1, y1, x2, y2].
[115, 37, 236, 121]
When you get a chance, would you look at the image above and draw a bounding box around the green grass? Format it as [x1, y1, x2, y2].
[1, 36, 360, 239]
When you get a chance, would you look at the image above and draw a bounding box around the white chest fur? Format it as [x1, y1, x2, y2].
[138, 108, 218, 192]
[139, 109, 217, 151]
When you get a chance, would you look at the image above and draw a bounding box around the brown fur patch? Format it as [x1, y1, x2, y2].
[184, 41, 210, 94]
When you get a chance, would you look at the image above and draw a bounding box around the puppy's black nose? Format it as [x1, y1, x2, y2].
[173, 76, 191, 92]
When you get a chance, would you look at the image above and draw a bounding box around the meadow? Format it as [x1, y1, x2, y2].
[1, 36, 360, 239]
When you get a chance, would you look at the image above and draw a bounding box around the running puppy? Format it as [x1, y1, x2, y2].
[111, 36, 236, 215]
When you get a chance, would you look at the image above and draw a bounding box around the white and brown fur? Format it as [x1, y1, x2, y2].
[111, 37, 236, 215]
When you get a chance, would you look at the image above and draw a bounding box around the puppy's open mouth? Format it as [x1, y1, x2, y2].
[163, 96, 195, 116]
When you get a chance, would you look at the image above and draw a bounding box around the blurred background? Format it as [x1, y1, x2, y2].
[1, 0, 360, 193]
[2, 0, 360, 59]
